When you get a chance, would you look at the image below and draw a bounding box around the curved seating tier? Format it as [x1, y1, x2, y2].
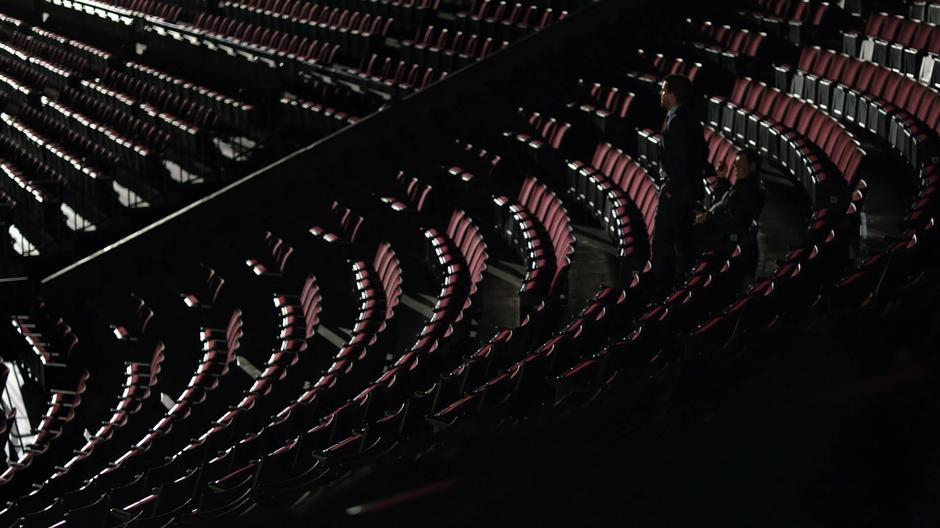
[842, 11, 940, 77]
[400, 24, 509, 71]
[777, 46, 940, 167]
[690, 20, 769, 75]
[1, 304, 92, 504]
[492, 175, 575, 315]
[566, 142, 659, 272]
[739, 0, 831, 46]
[707, 76, 865, 205]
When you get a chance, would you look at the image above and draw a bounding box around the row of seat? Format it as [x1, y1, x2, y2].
[584, 142, 659, 244]
[852, 159, 939, 281]
[0, 372, 87, 496]
[400, 25, 509, 72]
[910, 0, 940, 25]
[177, 263, 315, 484]
[218, 1, 395, 46]
[843, 11, 940, 77]
[195, 9, 386, 63]
[0, 155, 66, 241]
[123, 60, 256, 131]
[13, 295, 171, 505]
[10, 105, 115, 179]
[28, 26, 112, 76]
[517, 176, 575, 294]
[350, 53, 445, 95]
[0, 67, 32, 108]
[422, 302, 543, 430]
[244, 233, 402, 464]
[7, 32, 89, 79]
[0, 34, 174, 181]
[0, 39, 75, 90]
[565, 142, 658, 276]
[50, 318, 167, 493]
[42, 0, 138, 35]
[100, 0, 183, 22]
[176, 204, 480, 516]
[8, 89, 117, 177]
[0, 270, 242, 526]
[189, 14, 343, 66]
[686, 214, 845, 373]
[0, 11, 24, 36]
[2, 306, 91, 500]
[691, 20, 768, 75]
[447, 139, 509, 183]
[831, 228, 934, 323]
[569, 78, 636, 137]
[310, 200, 366, 244]
[738, 0, 830, 45]
[279, 92, 361, 137]
[429, 285, 633, 429]
[492, 176, 574, 316]
[455, 1, 569, 41]
[0, 278, 219, 526]
[558, 233, 760, 402]
[224, 0, 439, 32]
[100, 67, 219, 131]
[58, 87, 171, 171]
[0, 134, 67, 196]
[0, 54, 50, 95]
[779, 46, 940, 167]
[201, 208, 488, 491]
[510, 107, 574, 159]
[94, 237, 310, 513]
[384, 170, 434, 213]
[435, 209, 488, 339]
[10, 302, 79, 377]
[79, 78, 210, 159]
[1, 158, 53, 210]
[708, 76, 864, 205]
[626, 49, 706, 91]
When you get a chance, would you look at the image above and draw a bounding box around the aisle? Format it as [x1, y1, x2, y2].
[755, 168, 809, 278]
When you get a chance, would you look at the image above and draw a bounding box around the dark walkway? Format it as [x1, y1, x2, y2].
[855, 147, 914, 256]
[755, 169, 807, 278]
[565, 222, 622, 318]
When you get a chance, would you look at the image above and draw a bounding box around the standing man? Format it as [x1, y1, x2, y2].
[653, 74, 706, 290]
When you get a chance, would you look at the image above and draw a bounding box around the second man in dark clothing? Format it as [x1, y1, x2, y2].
[652, 74, 706, 290]
[695, 148, 766, 278]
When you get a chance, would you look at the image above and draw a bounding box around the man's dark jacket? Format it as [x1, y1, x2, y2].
[704, 176, 766, 244]
[659, 105, 706, 207]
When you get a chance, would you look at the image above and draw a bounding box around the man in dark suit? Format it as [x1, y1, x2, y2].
[695, 148, 766, 279]
[652, 74, 706, 290]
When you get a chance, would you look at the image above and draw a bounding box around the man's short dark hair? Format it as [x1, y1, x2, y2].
[739, 148, 762, 175]
[663, 74, 694, 105]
